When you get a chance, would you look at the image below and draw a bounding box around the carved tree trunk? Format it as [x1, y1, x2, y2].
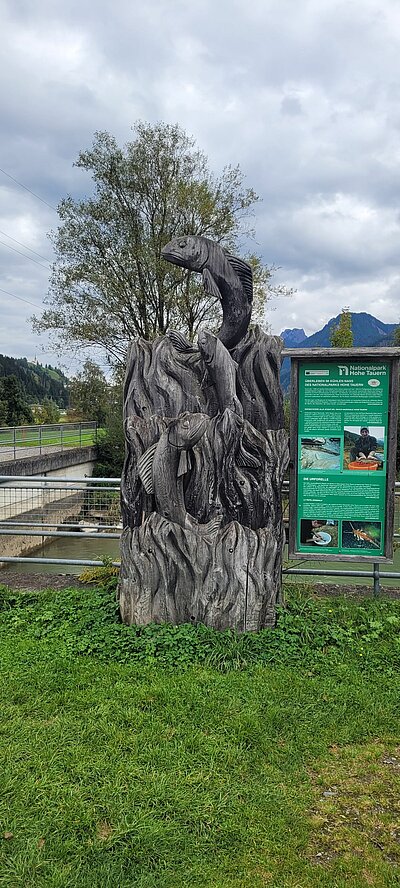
[119, 326, 289, 631]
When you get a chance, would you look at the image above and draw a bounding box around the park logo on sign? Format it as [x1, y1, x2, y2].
[368, 379, 381, 387]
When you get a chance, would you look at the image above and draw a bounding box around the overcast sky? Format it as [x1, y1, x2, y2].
[1, 0, 400, 369]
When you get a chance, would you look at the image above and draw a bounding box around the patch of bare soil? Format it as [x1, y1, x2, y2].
[308, 741, 400, 871]
[307, 582, 400, 599]
[1, 573, 400, 599]
[0, 571, 93, 591]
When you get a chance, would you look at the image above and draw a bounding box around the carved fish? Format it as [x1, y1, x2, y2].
[161, 235, 253, 349]
[197, 329, 243, 417]
[166, 330, 197, 354]
[138, 412, 220, 537]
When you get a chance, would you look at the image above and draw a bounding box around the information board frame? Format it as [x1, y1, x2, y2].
[284, 348, 400, 562]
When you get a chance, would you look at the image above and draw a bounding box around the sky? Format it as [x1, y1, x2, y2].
[1, 0, 400, 371]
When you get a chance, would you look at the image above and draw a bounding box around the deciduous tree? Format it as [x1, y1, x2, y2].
[34, 398, 61, 425]
[68, 360, 109, 426]
[34, 121, 291, 367]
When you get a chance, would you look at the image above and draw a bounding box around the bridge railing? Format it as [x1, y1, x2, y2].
[0, 475, 398, 593]
[0, 422, 98, 461]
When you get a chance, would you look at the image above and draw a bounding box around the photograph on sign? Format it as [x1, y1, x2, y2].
[300, 519, 338, 548]
[343, 426, 385, 471]
[300, 437, 340, 471]
[341, 520, 382, 552]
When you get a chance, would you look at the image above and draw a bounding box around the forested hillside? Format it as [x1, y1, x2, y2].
[0, 356, 68, 406]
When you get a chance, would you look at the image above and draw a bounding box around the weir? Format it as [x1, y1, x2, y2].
[0, 446, 98, 560]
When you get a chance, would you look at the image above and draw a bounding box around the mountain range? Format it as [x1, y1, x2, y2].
[280, 312, 398, 391]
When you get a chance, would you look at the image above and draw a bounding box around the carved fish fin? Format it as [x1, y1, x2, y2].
[237, 442, 261, 469]
[177, 450, 192, 477]
[202, 267, 221, 301]
[167, 330, 197, 353]
[224, 252, 253, 303]
[137, 443, 157, 493]
[198, 516, 222, 540]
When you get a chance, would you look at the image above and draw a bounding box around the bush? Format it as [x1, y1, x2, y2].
[1, 581, 399, 674]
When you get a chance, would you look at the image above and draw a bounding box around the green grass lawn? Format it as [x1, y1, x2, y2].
[0, 431, 97, 449]
[0, 583, 399, 887]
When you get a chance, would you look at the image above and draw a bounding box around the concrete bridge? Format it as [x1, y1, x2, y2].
[0, 446, 99, 560]
[0, 444, 98, 480]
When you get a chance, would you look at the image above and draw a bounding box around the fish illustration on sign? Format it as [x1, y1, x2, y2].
[161, 235, 253, 349]
[348, 522, 380, 548]
[138, 412, 220, 537]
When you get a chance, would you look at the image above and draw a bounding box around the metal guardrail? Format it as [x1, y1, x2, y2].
[0, 475, 398, 593]
[0, 475, 120, 567]
[0, 422, 98, 461]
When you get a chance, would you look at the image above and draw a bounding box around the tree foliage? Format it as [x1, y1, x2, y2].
[0, 376, 34, 427]
[34, 121, 290, 367]
[68, 360, 110, 426]
[94, 381, 125, 477]
[330, 307, 353, 347]
[33, 398, 61, 425]
[0, 355, 68, 406]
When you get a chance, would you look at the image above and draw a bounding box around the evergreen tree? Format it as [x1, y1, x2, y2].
[0, 376, 34, 426]
[330, 308, 353, 347]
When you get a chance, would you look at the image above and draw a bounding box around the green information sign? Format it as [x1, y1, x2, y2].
[287, 350, 400, 562]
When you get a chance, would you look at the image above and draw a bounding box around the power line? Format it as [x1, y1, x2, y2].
[0, 166, 58, 212]
[0, 285, 43, 309]
[0, 229, 52, 263]
[0, 239, 50, 271]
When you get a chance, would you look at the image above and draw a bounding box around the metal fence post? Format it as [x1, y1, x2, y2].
[13, 426, 16, 460]
[39, 424, 42, 455]
[61, 424, 63, 450]
[373, 563, 380, 597]
[80, 423, 82, 447]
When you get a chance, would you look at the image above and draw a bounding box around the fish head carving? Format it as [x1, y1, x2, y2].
[197, 329, 216, 364]
[161, 235, 209, 272]
[168, 412, 208, 450]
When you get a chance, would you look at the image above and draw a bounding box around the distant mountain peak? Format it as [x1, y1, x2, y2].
[280, 327, 306, 346]
[280, 311, 397, 390]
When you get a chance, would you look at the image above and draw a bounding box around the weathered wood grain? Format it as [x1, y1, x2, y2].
[120, 267, 288, 629]
[119, 515, 284, 630]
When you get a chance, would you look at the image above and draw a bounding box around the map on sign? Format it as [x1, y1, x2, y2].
[296, 360, 389, 557]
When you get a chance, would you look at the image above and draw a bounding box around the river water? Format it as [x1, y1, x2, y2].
[3, 536, 120, 575]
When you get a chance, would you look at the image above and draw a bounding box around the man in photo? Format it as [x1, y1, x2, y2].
[350, 427, 377, 461]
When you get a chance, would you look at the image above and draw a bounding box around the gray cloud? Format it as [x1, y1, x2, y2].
[0, 0, 399, 366]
